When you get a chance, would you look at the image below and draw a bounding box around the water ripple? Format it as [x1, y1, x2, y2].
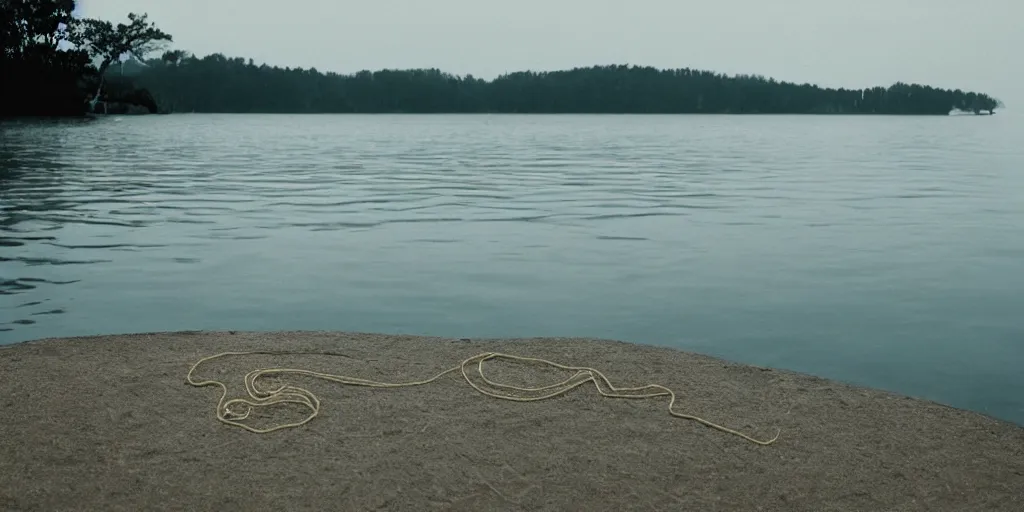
[1, 114, 1023, 425]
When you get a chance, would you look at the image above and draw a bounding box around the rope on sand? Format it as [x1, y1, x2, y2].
[186, 351, 780, 445]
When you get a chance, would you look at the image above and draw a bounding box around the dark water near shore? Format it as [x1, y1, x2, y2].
[2, 114, 1022, 424]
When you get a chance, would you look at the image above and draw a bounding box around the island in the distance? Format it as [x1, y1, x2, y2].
[128, 54, 1002, 116]
[1, 1, 1003, 117]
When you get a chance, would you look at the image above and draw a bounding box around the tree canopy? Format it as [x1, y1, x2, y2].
[79, 12, 170, 76]
[1, 0, 171, 116]
[131, 54, 1001, 115]
[0, 0, 1003, 117]
[1, 0, 92, 116]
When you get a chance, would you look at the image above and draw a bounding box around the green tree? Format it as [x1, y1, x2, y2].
[79, 12, 171, 105]
[160, 49, 188, 66]
[1, 0, 77, 56]
[1, 1, 173, 117]
[1, 0, 92, 116]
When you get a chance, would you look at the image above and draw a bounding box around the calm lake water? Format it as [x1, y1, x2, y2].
[2, 114, 1022, 424]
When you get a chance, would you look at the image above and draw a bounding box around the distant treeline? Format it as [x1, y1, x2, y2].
[1, 0, 1003, 118]
[133, 52, 1002, 115]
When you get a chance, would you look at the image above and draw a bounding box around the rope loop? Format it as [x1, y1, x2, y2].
[186, 351, 779, 445]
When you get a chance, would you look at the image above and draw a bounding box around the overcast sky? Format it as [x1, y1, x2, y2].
[79, 0, 1020, 105]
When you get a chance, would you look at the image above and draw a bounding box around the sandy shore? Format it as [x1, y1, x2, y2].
[1, 331, 1021, 511]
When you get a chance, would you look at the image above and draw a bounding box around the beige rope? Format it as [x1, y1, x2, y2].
[186, 351, 779, 445]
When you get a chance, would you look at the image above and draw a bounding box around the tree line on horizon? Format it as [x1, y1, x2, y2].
[120, 52, 1007, 116]
[2, 0, 1003, 117]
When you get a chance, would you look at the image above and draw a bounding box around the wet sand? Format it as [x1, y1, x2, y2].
[1, 331, 1022, 511]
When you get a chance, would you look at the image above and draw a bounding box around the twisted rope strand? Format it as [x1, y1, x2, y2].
[186, 351, 779, 445]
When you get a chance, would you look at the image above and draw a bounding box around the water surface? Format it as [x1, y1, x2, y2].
[2, 114, 1022, 424]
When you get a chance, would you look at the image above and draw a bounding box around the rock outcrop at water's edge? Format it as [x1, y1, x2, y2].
[88, 78, 159, 116]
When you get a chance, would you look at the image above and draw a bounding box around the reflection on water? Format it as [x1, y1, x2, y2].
[1, 114, 1023, 424]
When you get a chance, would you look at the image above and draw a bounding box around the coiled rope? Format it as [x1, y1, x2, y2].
[186, 351, 779, 445]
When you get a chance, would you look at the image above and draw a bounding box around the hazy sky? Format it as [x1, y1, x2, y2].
[79, 0, 1020, 104]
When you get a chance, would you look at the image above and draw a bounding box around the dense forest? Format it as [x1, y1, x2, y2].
[1, 0, 170, 117]
[2, 0, 93, 116]
[3, 0, 1004, 117]
[125, 53, 1005, 116]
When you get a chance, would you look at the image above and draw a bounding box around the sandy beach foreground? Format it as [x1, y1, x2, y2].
[1, 332, 1021, 511]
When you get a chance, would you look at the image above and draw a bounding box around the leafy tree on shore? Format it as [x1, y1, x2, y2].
[0, 0, 171, 117]
[1, 0, 91, 116]
[78, 12, 171, 106]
